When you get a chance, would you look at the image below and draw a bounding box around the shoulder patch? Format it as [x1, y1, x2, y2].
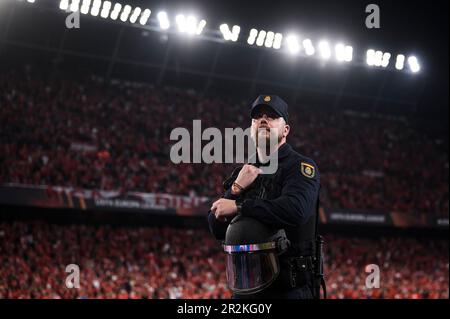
[300, 162, 315, 178]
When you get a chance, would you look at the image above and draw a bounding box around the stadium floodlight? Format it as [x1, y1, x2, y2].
[395, 54, 405, 70]
[247, 28, 258, 45]
[336, 44, 353, 62]
[335, 43, 345, 61]
[374, 50, 383, 66]
[120, 5, 132, 22]
[196, 19, 206, 35]
[80, 0, 91, 15]
[220, 24, 240, 41]
[344, 45, 353, 62]
[110, 3, 122, 20]
[256, 30, 266, 46]
[27, 0, 36, 3]
[264, 31, 275, 48]
[286, 35, 300, 54]
[186, 16, 198, 34]
[157, 11, 170, 30]
[129, 7, 142, 23]
[139, 9, 151, 25]
[220, 24, 231, 40]
[100, 1, 112, 19]
[70, 0, 80, 12]
[408, 56, 420, 73]
[90, 0, 101, 16]
[303, 39, 315, 55]
[231, 25, 240, 42]
[318, 41, 331, 59]
[273, 33, 282, 49]
[366, 49, 375, 66]
[59, 0, 69, 10]
[175, 14, 186, 32]
[381, 52, 391, 68]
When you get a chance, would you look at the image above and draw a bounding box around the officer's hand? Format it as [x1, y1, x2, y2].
[234, 164, 263, 190]
[210, 199, 237, 222]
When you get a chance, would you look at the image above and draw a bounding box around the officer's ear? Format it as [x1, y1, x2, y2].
[283, 124, 290, 138]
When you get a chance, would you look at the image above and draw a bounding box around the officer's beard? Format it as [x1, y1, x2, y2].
[252, 128, 281, 163]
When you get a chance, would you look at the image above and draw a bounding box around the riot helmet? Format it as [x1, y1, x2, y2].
[223, 215, 290, 295]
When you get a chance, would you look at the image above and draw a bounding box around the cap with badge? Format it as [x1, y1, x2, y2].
[250, 95, 289, 123]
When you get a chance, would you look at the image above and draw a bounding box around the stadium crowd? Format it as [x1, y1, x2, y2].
[0, 67, 448, 217]
[0, 221, 447, 299]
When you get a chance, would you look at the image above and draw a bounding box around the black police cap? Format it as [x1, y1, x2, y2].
[250, 95, 289, 123]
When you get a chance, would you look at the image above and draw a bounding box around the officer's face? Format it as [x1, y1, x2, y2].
[251, 106, 289, 145]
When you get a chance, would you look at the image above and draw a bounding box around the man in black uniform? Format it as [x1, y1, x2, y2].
[207, 95, 323, 299]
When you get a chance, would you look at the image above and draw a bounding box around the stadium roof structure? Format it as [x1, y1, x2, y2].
[0, 0, 448, 131]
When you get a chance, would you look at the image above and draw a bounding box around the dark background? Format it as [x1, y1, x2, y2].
[0, 0, 448, 136]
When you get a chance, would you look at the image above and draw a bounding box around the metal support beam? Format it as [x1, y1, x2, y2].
[105, 26, 125, 80]
[157, 41, 172, 86]
[202, 45, 222, 96]
[249, 50, 265, 97]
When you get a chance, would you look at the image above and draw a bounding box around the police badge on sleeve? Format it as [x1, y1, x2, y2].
[300, 162, 315, 178]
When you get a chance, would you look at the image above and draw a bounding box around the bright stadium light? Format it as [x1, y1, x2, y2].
[27, 0, 35, 3]
[381, 52, 391, 67]
[256, 30, 266, 46]
[335, 43, 345, 61]
[220, 24, 231, 40]
[120, 5, 132, 22]
[110, 3, 122, 20]
[336, 44, 353, 62]
[344, 45, 353, 62]
[221, 24, 240, 41]
[80, 0, 91, 14]
[129, 7, 142, 23]
[139, 9, 151, 25]
[395, 54, 405, 70]
[59, 0, 69, 10]
[231, 25, 241, 42]
[374, 50, 383, 66]
[100, 1, 112, 19]
[70, 0, 80, 12]
[175, 14, 186, 32]
[157, 11, 170, 30]
[318, 41, 331, 59]
[264, 31, 275, 48]
[408, 56, 420, 73]
[196, 19, 206, 35]
[303, 39, 315, 55]
[186, 16, 198, 34]
[366, 49, 376, 66]
[273, 33, 282, 49]
[247, 28, 258, 45]
[286, 35, 300, 54]
[90, 0, 101, 16]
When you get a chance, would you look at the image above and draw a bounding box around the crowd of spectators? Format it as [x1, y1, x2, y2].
[0, 67, 448, 217]
[0, 221, 447, 299]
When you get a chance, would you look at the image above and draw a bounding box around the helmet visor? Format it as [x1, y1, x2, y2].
[224, 248, 280, 295]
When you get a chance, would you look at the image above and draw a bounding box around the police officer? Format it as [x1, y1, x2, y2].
[207, 95, 324, 299]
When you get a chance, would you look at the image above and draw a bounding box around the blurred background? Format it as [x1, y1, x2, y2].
[0, 0, 448, 299]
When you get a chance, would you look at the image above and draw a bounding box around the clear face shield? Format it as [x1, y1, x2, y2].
[223, 238, 286, 295]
